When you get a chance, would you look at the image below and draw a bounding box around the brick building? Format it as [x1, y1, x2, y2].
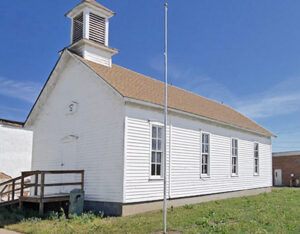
[273, 151, 300, 186]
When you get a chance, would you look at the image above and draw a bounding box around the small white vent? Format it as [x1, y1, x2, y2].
[72, 13, 83, 43]
[89, 13, 105, 45]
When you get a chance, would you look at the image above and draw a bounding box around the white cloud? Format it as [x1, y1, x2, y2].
[149, 57, 300, 119]
[0, 77, 41, 103]
[0, 105, 28, 121]
[149, 56, 234, 104]
[234, 77, 300, 118]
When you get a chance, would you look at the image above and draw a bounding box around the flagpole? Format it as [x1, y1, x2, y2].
[163, 2, 168, 234]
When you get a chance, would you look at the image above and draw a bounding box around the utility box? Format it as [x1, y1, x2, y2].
[69, 189, 85, 216]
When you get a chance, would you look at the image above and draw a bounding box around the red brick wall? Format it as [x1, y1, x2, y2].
[273, 155, 300, 186]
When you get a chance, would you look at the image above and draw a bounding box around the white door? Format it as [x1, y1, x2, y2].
[60, 140, 77, 193]
[274, 169, 282, 186]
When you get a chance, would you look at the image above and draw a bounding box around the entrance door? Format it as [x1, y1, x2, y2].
[274, 169, 282, 186]
[60, 140, 77, 193]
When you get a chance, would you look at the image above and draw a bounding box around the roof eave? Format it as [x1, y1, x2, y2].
[124, 97, 275, 138]
[68, 39, 119, 54]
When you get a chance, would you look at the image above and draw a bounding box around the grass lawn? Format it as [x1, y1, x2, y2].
[4, 188, 300, 233]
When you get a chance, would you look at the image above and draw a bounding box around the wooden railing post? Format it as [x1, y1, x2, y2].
[7, 185, 10, 201]
[40, 172, 45, 199]
[39, 172, 45, 215]
[81, 171, 84, 191]
[34, 173, 38, 196]
[12, 180, 15, 201]
[20, 173, 24, 197]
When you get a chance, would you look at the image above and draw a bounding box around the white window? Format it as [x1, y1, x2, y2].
[201, 133, 210, 175]
[254, 143, 259, 175]
[151, 125, 163, 177]
[231, 139, 238, 175]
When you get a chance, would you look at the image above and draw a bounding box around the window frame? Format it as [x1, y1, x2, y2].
[201, 132, 210, 177]
[231, 138, 238, 176]
[149, 123, 164, 180]
[254, 142, 259, 176]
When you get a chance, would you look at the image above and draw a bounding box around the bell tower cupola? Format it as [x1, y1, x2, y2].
[66, 0, 118, 67]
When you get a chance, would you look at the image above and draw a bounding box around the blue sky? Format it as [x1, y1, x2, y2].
[1, 0, 300, 152]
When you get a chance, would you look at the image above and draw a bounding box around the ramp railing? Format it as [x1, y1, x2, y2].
[0, 170, 84, 205]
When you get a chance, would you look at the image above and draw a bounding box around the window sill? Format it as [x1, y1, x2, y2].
[254, 173, 259, 176]
[231, 174, 239, 177]
[149, 177, 164, 181]
[200, 174, 210, 179]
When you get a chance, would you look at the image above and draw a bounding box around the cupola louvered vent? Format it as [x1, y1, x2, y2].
[89, 13, 106, 44]
[72, 13, 83, 43]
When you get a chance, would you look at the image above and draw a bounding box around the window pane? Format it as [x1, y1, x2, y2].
[235, 148, 238, 156]
[205, 145, 209, 153]
[232, 165, 236, 174]
[152, 127, 157, 138]
[157, 165, 161, 176]
[157, 140, 162, 151]
[202, 134, 209, 144]
[158, 127, 162, 138]
[232, 148, 235, 155]
[254, 143, 258, 151]
[151, 164, 156, 176]
[151, 152, 156, 163]
[152, 139, 156, 150]
[202, 165, 207, 174]
[157, 152, 161, 163]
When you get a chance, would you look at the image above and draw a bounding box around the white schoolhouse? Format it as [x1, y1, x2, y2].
[25, 0, 275, 216]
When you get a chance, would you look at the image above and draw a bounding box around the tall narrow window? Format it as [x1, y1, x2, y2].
[254, 143, 259, 175]
[231, 139, 238, 175]
[201, 133, 210, 175]
[151, 125, 163, 177]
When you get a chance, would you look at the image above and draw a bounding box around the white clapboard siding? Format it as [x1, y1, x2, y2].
[124, 103, 272, 203]
[124, 117, 170, 202]
[31, 55, 124, 202]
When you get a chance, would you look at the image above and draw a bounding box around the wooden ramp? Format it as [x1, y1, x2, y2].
[0, 170, 84, 215]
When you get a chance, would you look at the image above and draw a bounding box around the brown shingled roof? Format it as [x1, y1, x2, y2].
[73, 53, 274, 137]
[0, 119, 23, 127]
[0, 172, 12, 180]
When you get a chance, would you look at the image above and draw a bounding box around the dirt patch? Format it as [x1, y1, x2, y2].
[0, 229, 20, 234]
